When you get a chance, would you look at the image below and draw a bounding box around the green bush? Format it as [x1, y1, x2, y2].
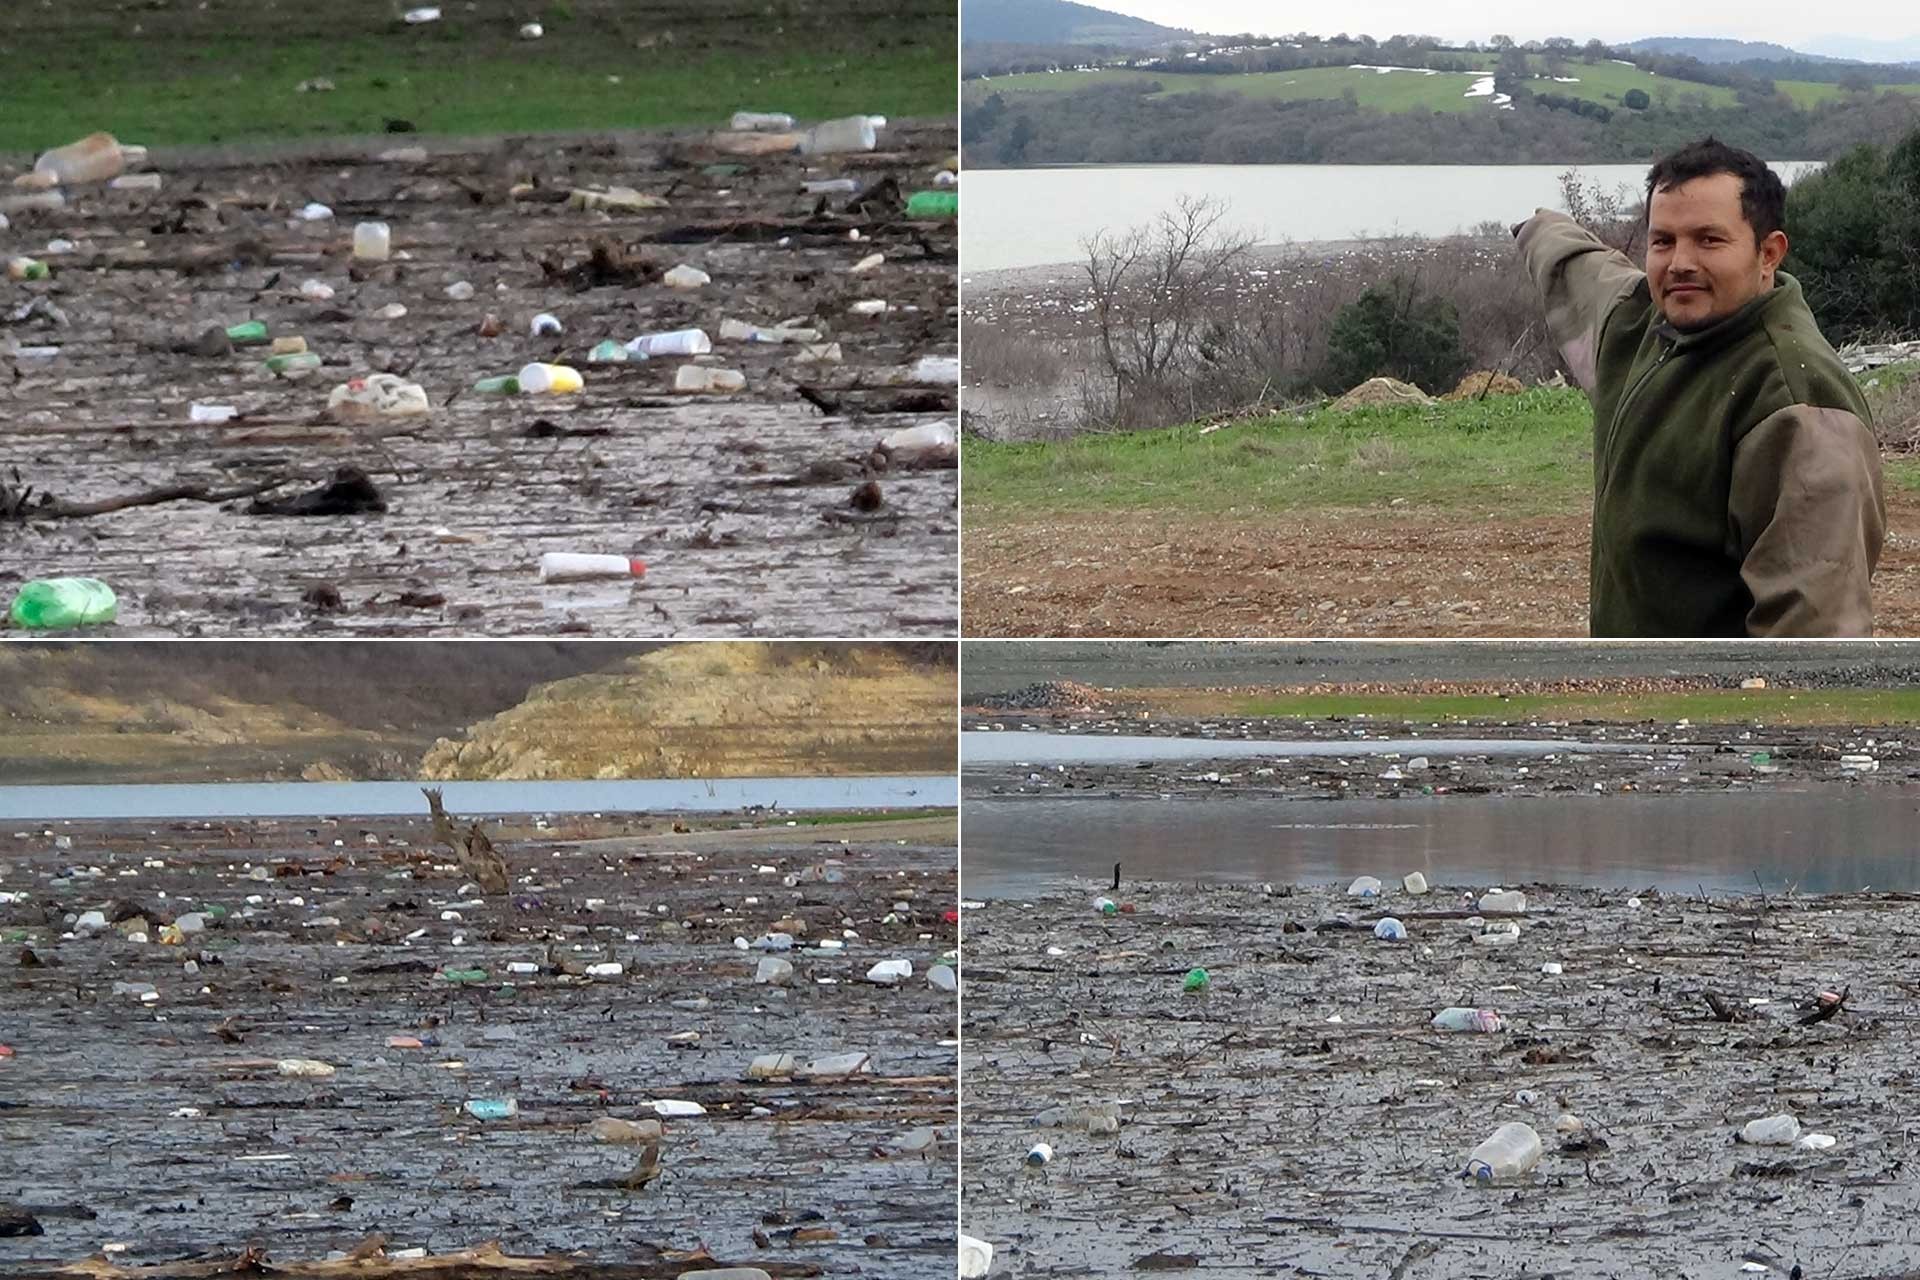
[1787, 127, 1920, 341]
[1623, 88, 1651, 110]
[1322, 277, 1469, 393]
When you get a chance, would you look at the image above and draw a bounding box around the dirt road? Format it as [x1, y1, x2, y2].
[2, 125, 956, 637]
[961, 877, 1920, 1278]
[963, 493, 1920, 636]
[0, 814, 957, 1274]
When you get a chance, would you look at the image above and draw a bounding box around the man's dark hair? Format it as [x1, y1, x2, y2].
[1645, 137, 1787, 243]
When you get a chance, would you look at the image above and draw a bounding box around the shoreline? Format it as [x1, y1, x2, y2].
[961, 236, 1448, 298]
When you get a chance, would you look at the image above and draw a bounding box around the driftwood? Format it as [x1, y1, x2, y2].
[45, 1240, 823, 1278]
[1, 471, 284, 521]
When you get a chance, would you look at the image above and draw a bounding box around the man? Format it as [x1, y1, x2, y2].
[1516, 137, 1885, 636]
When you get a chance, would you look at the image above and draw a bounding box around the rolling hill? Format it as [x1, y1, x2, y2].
[963, 0, 1190, 47]
[1625, 37, 1848, 65]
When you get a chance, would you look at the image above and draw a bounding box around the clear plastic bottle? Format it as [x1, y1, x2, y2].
[732, 111, 796, 131]
[33, 132, 129, 185]
[1466, 1122, 1542, 1181]
[673, 366, 745, 393]
[626, 328, 712, 358]
[1740, 1114, 1801, 1145]
[799, 115, 878, 155]
[1431, 1007, 1505, 1033]
[352, 221, 391, 262]
[9, 578, 117, 628]
[1479, 889, 1528, 913]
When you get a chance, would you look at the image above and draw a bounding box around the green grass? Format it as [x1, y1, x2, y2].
[776, 807, 958, 827]
[1228, 688, 1920, 726]
[964, 387, 1598, 520]
[0, 5, 954, 151]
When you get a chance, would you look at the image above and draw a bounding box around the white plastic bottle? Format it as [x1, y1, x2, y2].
[1465, 1122, 1542, 1181]
[732, 111, 796, 131]
[352, 221, 391, 262]
[1740, 1114, 1801, 1145]
[674, 366, 746, 393]
[626, 328, 712, 358]
[799, 115, 878, 155]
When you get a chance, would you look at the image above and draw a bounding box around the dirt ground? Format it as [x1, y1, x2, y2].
[961, 877, 1920, 1278]
[1, 125, 957, 637]
[0, 813, 958, 1275]
[962, 497, 1920, 637]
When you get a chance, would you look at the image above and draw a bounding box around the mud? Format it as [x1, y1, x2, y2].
[1, 126, 957, 637]
[0, 813, 958, 1275]
[962, 715, 1916, 803]
[961, 877, 1920, 1277]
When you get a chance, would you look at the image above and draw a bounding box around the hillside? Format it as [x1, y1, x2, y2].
[962, 0, 1189, 47]
[420, 643, 957, 780]
[1625, 37, 1847, 65]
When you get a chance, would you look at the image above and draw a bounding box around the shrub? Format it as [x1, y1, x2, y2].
[1787, 126, 1920, 342]
[1321, 277, 1469, 393]
[1623, 88, 1651, 110]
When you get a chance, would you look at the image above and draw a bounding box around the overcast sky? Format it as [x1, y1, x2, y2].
[1089, 0, 1917, 50]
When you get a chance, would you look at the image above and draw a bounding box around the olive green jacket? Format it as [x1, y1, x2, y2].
[1518, 210, 1885, 637]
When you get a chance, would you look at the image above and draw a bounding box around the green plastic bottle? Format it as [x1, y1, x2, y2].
[1182, 967, 1210, 993]
[472, 375, 521, 394]
[265, 352, 322, 376]
[9, 578, 118, 628]
[587, 339, 628, 364]
[905, 190, 957, 220]
[226, 320, 270, 346]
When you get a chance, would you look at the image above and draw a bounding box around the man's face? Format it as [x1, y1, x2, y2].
[1645, 172, 1788, 332]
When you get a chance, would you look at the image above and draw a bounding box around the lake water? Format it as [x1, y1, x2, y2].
[963, 162, 1823, 272]
[962, 790, 1920, 899]
[0, 776, 957, 821]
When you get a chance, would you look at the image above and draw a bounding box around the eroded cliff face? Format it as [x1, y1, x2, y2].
[421, 643, 955, 780]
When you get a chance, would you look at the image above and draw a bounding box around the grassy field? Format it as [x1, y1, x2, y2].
[1223, 687, 1920, 724]
[966, 377, 1920, 522]
[0, 0, 954, 152]
[967, 60, 1920, 115]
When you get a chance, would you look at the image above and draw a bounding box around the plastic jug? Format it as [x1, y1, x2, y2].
[1466, 1122, 1542, 1181]
[799, 115, 878, 155]
[9, 578, 118, 628]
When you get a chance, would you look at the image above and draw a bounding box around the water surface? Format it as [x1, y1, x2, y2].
[962, 729, 1627, 765]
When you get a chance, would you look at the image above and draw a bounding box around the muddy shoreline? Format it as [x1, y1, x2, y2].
[961, 714, 1914, 803]
[0, 813, 958, 1275]
[960, 877, 1920, 1277]
[1, 124, 957, 637]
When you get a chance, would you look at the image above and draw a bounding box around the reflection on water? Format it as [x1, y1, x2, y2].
[962, 730, 1624, 765]
[0, 776, 957, 821]
[963, 790, 1920, 897]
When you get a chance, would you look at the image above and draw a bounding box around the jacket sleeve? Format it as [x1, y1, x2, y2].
[1730, 404, 1885, 637]
[1515, 210, 1644, 393]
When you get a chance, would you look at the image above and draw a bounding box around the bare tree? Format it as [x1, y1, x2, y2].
[1081, 195, 1255, 419]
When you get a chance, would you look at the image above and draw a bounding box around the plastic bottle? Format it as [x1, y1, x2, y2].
[906, 190, 957, 220]
[352, 222, 391, 262]
[849, 299, 890, 316]
[672, 366, 745, 394]
[518, 362, 583, 394]
[732, 111, 796, 130]
[33, 133, 129, 185]
[1479, 889, 1528, 913]
[1348, 876, 1383, 897]
[799, 116, 879, 155]
[802, 178, 860, 195]
[959, 1236, 994, 1280]
[626, 328, 712, 358]
[587, 339, 629, 363]
[538, 553, 644, 584]
[1182, 967, 1210, 993]
[266, 352, 323, 377]
[1373, 917, 1407, 941]
[909, 355, 960, 384]
[663, 264, 711, 289]
[530, 313, 564, 337]
[1431, 1007, 1505, 1033]
[754, 957, 794, 985]
[10, 578, 117, 629]
[463, 1098, 517, 1120]
[1403, 871, 1430, 895]
[6, 257, 49, 282]
[720, 318, 821, 344]
[879, 421, 956, 465]
[1465, 1122, 1542, 1181]
[226, 321, 270, 346]
[1740, 1114, 1800, 1145]
[472, 374, 521, 394]
[866, 959, 912, 984]
[1026, 1142, 1053, 1167]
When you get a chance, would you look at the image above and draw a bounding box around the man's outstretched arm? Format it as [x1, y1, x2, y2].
[1514, 210, 1645, 393]
[1731, 404, 1886, 637]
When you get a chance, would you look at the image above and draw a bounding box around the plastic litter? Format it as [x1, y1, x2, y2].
[1432, 1007, 1505, 1033]
[731, 111, 796, 131]
[189, 404, 239, 424]
[673, 366, 745, 394]
[959, 1235, 994, 1279]
[1740, 1114, 1801, 1145]
[463, 1098, 517, 1120]
[755, 957, 794, 985]
[1373, 917, 1407, 941]
[6, 257, 49, 282]
[517, 362, 582, 394]
[1348, 876, 1383, 897]
[10, 579, 117, 629]
[905, 190, 957, 220]
[663, 264, 711, 290]
[719, 318, 821, 344]
[404, 7, 441, 23]
[626, 328, 712, 357]
[1403, 871, 1430, 895]
[800, 1052, 872, 1078]
[647, 1099, 705, 1117]
[866, 959, 913, 985]
[588, 1116, 662, 1143]
[519, 21, 543, 38]
[587, 339, 629, 363]
[1466, 1122, 1542, 1181]
[352, 222, 391, 262]
[277, 1058, 335, 1078]
[1182, 967, 1210, 993]
[849, 299, 890, 316]
[444, 281, 475, 301]
[327, 374, 430, 421]
[110, 173, 162, 192]
[799, 116, 879, 155]
[928, 964, 957, 992]
[878, 421, 956, 465]
[30, 132, 136, 186]
[538, 552, 645, 584]
[1479, 889, 1528, 913]
[297, 203, 333, 222]
[1026, 1142, 1053, 1166]
[265, 352, 323, 377]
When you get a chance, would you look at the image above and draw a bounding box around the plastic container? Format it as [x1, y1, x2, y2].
[538, 552, 645, 583]
[879, 420, 956, 465]
[1472, 929, 1520, 948]
[473, 375, 521, 394]
[1373, 917, 1407, 941]
[517, 362, 583, 394]
[189, 404, 238, 423]
[1403, 871, 1430, 895]
[352, 221, 391, 262]
[719, 318, 820, 344]
[866, 959, 913, 984]
[1348, 876, 1383, 897]
[463, 1098, 517, 1120]
[905, 190, 957, 220]
[1479, 889, 1528, 913]
[1182, 967, 1210, 993]
[226, 321, 269, 347]
[663, 264, 711, 290]
[530, 313, 564, 337]
[6, 257, 49, 282]
[1431, 1007, 1505, 1033]
[33, 132, 129, 185]
[798, 115, 878, 155]
[587, 339, 629, 363]
[732, 111, 796, 131]
[909, 355, 960, 384]
[754, 957, 794, 985]
[849, 299, 890, 316]
[673, 366, 745, 393]
[959, 1236, 994, 1280]
[626, 328, 712, 358]
[519, 21, 543, 38]
[1740, 1114, 1801, 1145]
[1466, 1122, 1542, 1181]
[110, 173, 163, 192]
[1026, 1142, 1053, 1167]
[802, 178, 860, 195]
[265, 352, 323, 377]
[9, 578, 117, 629]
